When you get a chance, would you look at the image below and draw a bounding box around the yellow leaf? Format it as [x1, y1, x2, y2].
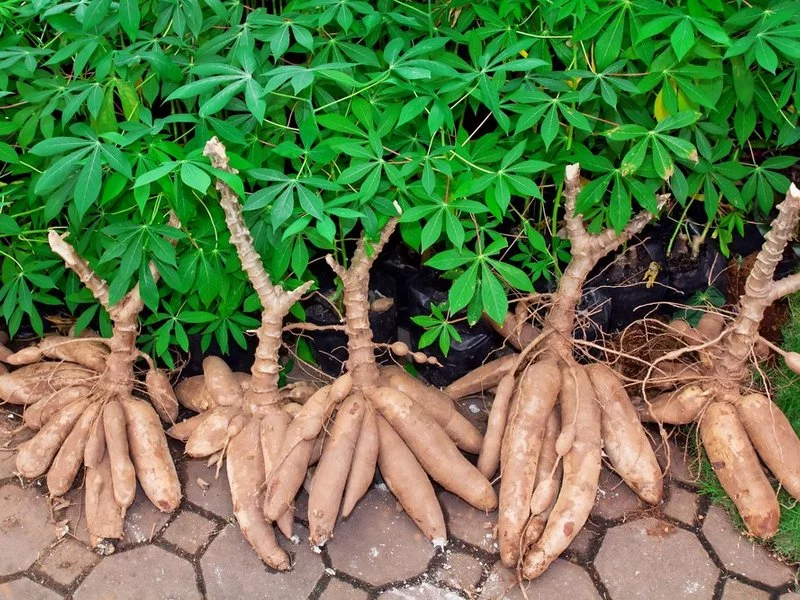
[519, 49, 528, 58]
[654, 89, 668, 122]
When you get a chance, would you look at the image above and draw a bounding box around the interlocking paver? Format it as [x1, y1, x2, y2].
[435, 550, 484, 592]
[0, 577, 62, 599]
[379, 582, 464, 599]
[721, 578, 770, 599]
[73, 545, 200, 600]
[595, 517, 718, 599]
[38, 538, 99, 586]
[0, 484, 56, 575]
[327, 488, 434, 586]
[162, 511, 217, 554]
[663, 485, 697, 525]
[656, 439, 698, 485]
[182, 460, 233, 518]
[319, 578, 368, 599]
[120, 488, 172, 547]
[201, 525, 323, 599]
[592, 468, 645, 521]
[438, 490, 497, 551]
[703, 506, 794, 588]
[567, 526, 599, 561]
[481, 558, 600, 600]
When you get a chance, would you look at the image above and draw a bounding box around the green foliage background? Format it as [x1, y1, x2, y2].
[0, 0, 798, 362]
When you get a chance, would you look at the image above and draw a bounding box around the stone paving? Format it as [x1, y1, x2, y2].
[2, 405, 799, 599]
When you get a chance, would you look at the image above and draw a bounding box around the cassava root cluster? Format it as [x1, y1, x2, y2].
[634, 182, 800, 539]
[0, 227, 182, 547]
[446, 164, 668, 579]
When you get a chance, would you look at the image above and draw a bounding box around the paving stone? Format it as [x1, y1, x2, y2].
[379, 582, 464, 599]
[327, 487, 434, 586]
[74, 545, 200, 600]
[0, 484, 56, 575]
[567, 526, 599, 561]
[481, 558, 600, 600]
[202, 525, 323, 599]
[162, 511, 217, 554]
[435, 550, 484, 592]
[182, 460, 233, 518]
[120, 487, 172, 547]
[656, 438, 699, 485]
[595, 517, 718, 599]
[0, 577, 62, 600]
[592, 468, 645, 521]
[663, 485, 698, 525]
[438, 490, 497, 551]
[38, 538, 99, 586]
[0, 410, 33, 479]
[61, 488, 92, 546]
[703, 506, 793, 587]
[722, 578, 770, 599]
[319, 578, 368, 599]
[781, 593, 800, 598]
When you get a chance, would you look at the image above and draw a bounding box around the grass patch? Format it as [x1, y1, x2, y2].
[696, 294, 800, 563]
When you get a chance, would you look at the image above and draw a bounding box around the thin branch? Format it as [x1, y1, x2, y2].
[347, 218, 398, 278]
[48, 231, 110, 311]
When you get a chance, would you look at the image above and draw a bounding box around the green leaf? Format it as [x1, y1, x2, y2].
[83, 0, 112, 29]
[541, 105, 559, 150]
[670, 19, 695, 61]
[595, 11, 624, 69]
[448, 262, 479, 313]
[180, 162, 211, 193]
[30, 137, 89, 157]
[138, 262, 159, 311]
[480, 266, 507, 325]
[488, 260, 533, 292]
[754, 39, 778, 73]
[426, 249, 473, 270]
[608, 177, 631, 233]
[118, 0, 140, 41]
[134, 163, 177, 187]
[35, 149, 90, 195]
[74, 149, 102, 218]
[651, 139, 674, 180]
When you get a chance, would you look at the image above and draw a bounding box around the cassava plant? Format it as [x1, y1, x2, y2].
[445, 164, 668, 579]
[167, 138, 316, 570]
[0, 221, 182, 548]
[631, 181, 800, 540]
[264, 217, 496, 549]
